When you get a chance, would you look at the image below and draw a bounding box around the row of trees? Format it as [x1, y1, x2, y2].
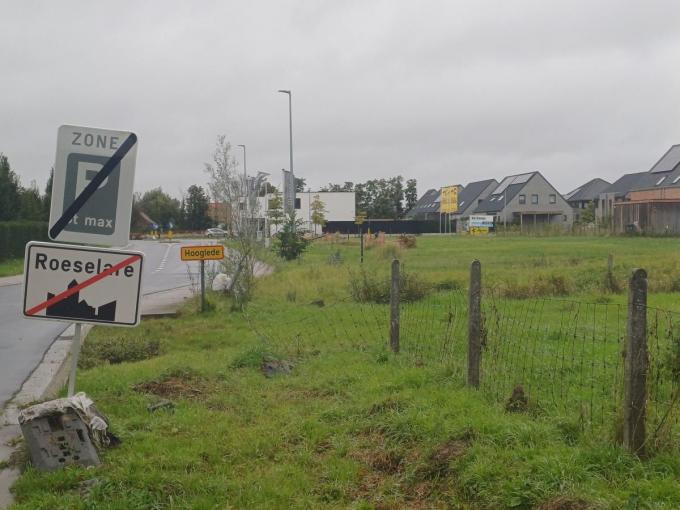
[0, 154, 52, 222]
[320, 177, 418, 219]
[131, 185, 212, 231]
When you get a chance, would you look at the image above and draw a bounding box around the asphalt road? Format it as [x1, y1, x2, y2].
[0, 239, 213, 409]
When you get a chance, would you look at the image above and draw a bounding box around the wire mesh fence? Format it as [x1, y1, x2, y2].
[246, 274, 680, 451]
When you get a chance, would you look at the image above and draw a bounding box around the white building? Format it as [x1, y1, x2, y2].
[259, 191, 355, 234]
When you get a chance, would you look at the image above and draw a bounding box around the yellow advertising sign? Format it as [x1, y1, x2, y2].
[180, 245, 225, 261]
[439, 185, 460, 214]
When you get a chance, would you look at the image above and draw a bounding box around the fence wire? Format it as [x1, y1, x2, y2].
[246, 289, 680, 449]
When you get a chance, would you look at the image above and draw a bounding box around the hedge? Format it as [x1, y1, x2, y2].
[0, 221, 49, 261]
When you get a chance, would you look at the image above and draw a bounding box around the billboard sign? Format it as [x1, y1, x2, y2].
[439, 185, 460, 214]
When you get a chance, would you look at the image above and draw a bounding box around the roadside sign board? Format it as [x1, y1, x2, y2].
[469, 215, 494, 228]
[180, 245, 225, 261]
[49, 125, 138, 247]
[282, 169, 295, 214]
[440, 185, 460, 214]
[23, 241, 144, 327]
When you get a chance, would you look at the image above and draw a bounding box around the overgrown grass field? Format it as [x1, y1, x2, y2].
[9, 236, 680, 509]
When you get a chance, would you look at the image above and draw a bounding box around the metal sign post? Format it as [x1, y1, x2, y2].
[200, 260, 206, 312]
[180, 245, 225, 313]
[67, 323, 82, 397]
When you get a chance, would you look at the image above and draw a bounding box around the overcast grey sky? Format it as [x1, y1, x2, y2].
[2, 1, 680, 198]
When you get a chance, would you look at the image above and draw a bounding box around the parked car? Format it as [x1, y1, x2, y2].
[205, 228, 228, 238]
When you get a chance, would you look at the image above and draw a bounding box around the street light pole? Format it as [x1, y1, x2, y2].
[277, 89, 293, 180]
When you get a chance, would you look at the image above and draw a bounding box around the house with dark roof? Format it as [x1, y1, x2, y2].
[614, 145, 680, 233]
[405, 188, 441, 220]
[474, 172, 574, 229]
[595, 172, 646, 223]
[563, 178, 610, 222]
[451, 179, 498, 230]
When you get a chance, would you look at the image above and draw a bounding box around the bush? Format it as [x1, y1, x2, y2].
[397, 234, 417, 248]
[349, 266, 431, 304]
[0, 221, 48, 261]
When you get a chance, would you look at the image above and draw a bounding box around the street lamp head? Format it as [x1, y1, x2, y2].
[277, 89, 291, 95]
[237, 144, 246, 149]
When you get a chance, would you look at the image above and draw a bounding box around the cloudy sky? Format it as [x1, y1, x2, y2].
[2, 1, 680, 198]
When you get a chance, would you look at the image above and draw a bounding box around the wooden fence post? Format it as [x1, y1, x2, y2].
[623, 268, 648, 457]
[390, 259, 400, 353]
[608, 253, 614, 273]
[468, 260, 482, 388]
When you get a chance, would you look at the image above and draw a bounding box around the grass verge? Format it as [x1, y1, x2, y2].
[9, 236, 680, 509]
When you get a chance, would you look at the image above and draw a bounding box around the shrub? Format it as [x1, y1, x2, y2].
[349, 266, 430, 303]
[397, 234, 417, 248]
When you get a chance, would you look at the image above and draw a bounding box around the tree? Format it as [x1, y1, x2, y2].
[310, 194, 327, 235]
[19, 182, 44, 220]
[42, 169, 53, 220]
[205, 135, 263, 309]
[405, 179, 417, 212]
[295, 177, 306, 192]
[0, 154, 21, 221]
[183, 185, 210, 230]
[274, 211, 309, 260]
[267, 190, 285, 234]
[320, 181, 354, 192]
[136, 188, 182, 230]
[578, 202, 596, 225]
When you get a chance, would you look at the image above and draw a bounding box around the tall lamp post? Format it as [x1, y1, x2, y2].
[277, 89, 294, 184]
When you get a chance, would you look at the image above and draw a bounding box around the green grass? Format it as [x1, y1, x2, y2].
[0, 258, 23, 277]
[9, 235, 680, 509]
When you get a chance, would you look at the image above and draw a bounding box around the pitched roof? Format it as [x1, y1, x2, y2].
[474, 172, 537, 213]
[405, 188, 441, 217]
[564, 178, 610, 202]
[631, 144, 680, 191]
[457, 179, 497, 211]
[601, 172, 646, 197]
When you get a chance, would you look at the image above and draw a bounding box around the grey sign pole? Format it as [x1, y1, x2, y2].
[67, 323, 83, 397]
[200, 260, 206, 313]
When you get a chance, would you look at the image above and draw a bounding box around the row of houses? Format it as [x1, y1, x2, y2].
[406, 144, 680, 234]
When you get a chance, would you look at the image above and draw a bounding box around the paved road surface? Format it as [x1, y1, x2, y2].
[0, 239, 212, 409]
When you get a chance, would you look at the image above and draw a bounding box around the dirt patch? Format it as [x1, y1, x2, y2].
[538, 496, 591, 510]
[134, 375, 206, 400]
[427, 440, 468, 476]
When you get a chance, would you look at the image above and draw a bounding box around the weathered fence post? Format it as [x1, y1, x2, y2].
[390, 259, 400, 353]
[468, 260, 482, 388]
[623, 268, 648, 457]
[607, 253, 614, 272]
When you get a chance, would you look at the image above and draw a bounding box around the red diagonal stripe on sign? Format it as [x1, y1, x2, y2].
[25, 254, 142, 316]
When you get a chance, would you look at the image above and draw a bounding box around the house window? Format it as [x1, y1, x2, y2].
[549, 194, 556, 204]
[656, 176, 666, 186]
[294, 198, 301, 209]
[518, 194, 526, 204]
[531, 194, 538, 204]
